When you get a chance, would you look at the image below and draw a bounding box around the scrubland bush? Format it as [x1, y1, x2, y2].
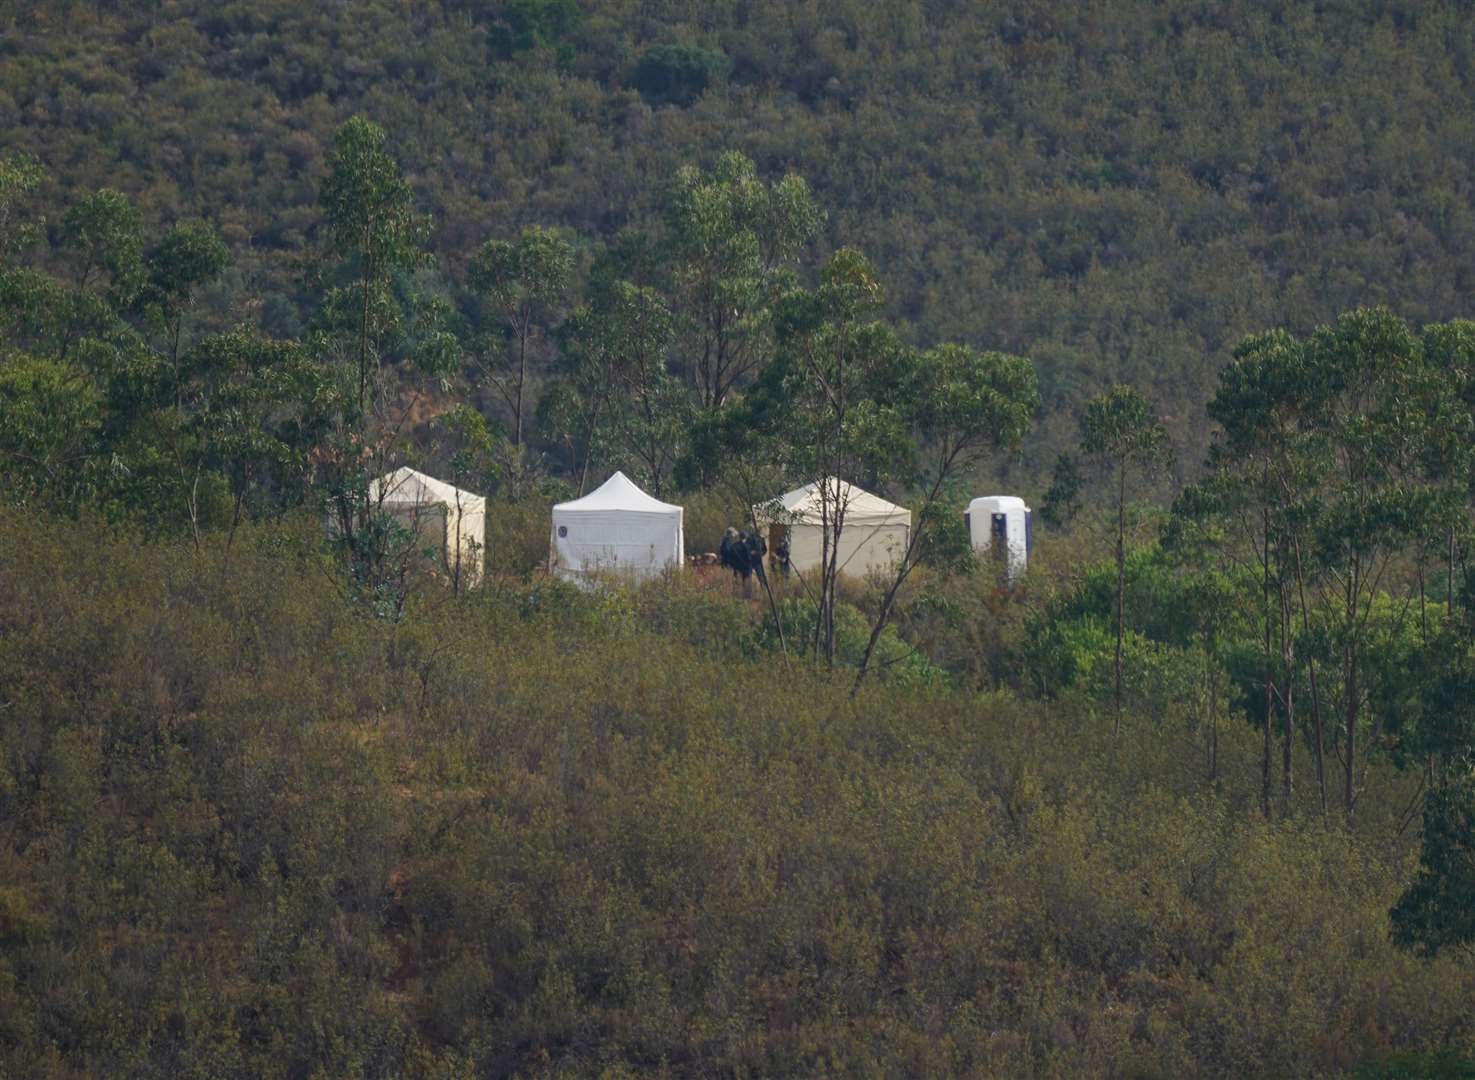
[675, 486, 748, 556]
[484, 496, 554, 577]
[0, 509, 1471, 1076]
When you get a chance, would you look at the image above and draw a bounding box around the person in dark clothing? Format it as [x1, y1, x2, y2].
[771, 534, 791, 579]
[745, 530, 767, 587]
[720, 527, 767, 597]
[719, 526, 749, 590]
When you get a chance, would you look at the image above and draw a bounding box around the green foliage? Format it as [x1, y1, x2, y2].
[1081, 383, 1169, 471]
[8, 10, 1475, 1065]
[488, 0, 581, 65]
[12, 1, 1475, 478]
[631, 42, 731, 107]
[1391, 778, 1475, 958]
[0, 152, 45, 256]
[316, 115, 427, 426]
[1040, 452, 1083, 528]
[0, 510, 1469, 1076]
[60, 188, 144, 304]
[466, 224, 574, 453]
[0, 353, 104, 507]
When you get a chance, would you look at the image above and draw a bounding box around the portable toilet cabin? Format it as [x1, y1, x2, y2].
[368, 467, 486, 588]
[550, 471, 684, 586]
[966, 495, 1031, 579]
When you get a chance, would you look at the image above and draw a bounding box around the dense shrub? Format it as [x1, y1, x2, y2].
[630, 43, 731, 107]
[0, 509, 1471, 1075]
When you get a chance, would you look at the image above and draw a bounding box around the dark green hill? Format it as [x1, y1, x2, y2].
[8, 1, 1475, 467]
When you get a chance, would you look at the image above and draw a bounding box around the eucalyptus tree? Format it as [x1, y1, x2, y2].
[1417, 319, 1475, 614]
[1080, 384, 1168, 731]
[316, 115, 427, 430]
[1300, 309, 1442, 815]
[602, 283, 684, 499]
[0, 152, 44, 260]
[1201, 328, 1328, 813]
[1040, 452, 1083, 528]
[1391, 775, 1475, 957]
[174, 328, 333, 548]
[135, 220, 229, 395]
[852, 341, 1038, 692]
[465, 225, 573, 453]
[663, 150, 822, 438]
[314, 117, 455, 581]
[0, 351, 105, 509]
[758, 249, 911, 665]
[55, 188, 145, 364]
[544, 237, 678, 496]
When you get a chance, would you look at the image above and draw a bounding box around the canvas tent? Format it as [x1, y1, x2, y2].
[550, 471, 684, 584]
[966, 495, 1032, 580]
[368, 467, 486, 587]
[754, 478, 911, 578]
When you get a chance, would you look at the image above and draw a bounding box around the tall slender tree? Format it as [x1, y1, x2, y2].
[1080, 384, 1168, 732]
[466, 225, 573, 455]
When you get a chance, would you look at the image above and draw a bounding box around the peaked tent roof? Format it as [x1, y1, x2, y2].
[553, 471, 681, 516]
[371, 467, 483, 508]
[759, 478, 910, 526]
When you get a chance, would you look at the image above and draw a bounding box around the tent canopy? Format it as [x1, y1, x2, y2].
[550, 471, 684, 583]
[371, 467, 484, 513]
[552, 470, 681, 516]
[756, 478, 910, 528]
[753, 478, 911, 577]
[367, 467, 485, 586]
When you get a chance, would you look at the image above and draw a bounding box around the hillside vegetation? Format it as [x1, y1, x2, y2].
[7, 0, 1475, 463]
[0, 510, 1471, 1078]
[8, 2, 1475, 1075]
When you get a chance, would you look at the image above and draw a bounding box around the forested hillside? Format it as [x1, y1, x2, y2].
[9, 2, 1475, 1075]
[7, 0, 1475, 466]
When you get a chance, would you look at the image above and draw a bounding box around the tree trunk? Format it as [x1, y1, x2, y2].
[1418, 556, 1428, 643]
[513, 321, 528, 447]
[1208, 659, 1219, 783]
[747, 508, 789, 665]
[1261, 510, 1273, 819]
[1308, 659, 1327, 815]
[358, 232, 374, 425]
[1280, 567, 1294, 805]
[1343, 561, 1359, 816]
[1114, 462, 1126, 733]
[1292, 537, 1326, 815]
[1450, 527, 1458, 615]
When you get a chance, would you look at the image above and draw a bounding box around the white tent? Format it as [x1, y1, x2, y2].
[967, 495, 1032, 580]
[754, 478, 911, 578]
[550, 471, 684, 585]
[369, 467, 486, 587]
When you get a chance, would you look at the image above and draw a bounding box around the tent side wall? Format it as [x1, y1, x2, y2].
[785, 523, 826, 577]
[384, 504, 448, 564]
[783, 519, 909, 578]
[550, 508, 682, 583]
[835, 521, 909, 576]
[451, 498, 486, 587]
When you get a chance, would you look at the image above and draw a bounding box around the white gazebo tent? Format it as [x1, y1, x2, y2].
[550, 471, 684, 585]
[369, 467, 486, 587]
[754, 478, 911, 578]
[966, 495, 1032, 580]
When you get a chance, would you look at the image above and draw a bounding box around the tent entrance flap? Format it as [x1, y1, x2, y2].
[751, 478, 911, 577]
